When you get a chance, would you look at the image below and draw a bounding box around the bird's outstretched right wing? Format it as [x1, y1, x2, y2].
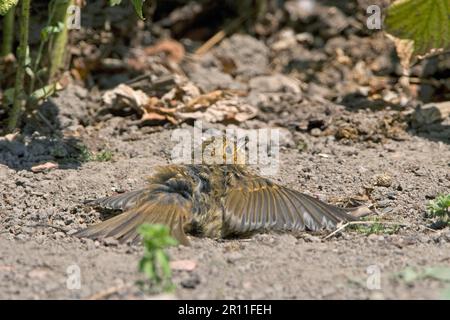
[75, 188, 193, 245]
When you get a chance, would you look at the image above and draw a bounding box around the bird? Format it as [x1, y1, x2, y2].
[74, 135, 370, 245]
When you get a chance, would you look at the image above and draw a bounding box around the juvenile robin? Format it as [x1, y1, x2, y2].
[75, 136, 369, 245]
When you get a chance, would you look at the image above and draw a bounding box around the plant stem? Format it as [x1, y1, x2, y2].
[28, 0, 57, 94]
[7, 0, 30, 133]
[48, 0, 73, 80]
[1, 6, 15, 57]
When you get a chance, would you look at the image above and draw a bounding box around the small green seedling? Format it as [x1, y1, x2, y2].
[138, 223, 178, 293]
[350, 217, 400, 235]
[427, 194, 450, 224]
[441, 286, 450, 300]
[93, 150, 113, 162]
[75, 145, 113, 162]
[395, 266, 450, 299]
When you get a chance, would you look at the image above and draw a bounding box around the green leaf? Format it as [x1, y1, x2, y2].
[28, 83, 58, 104]
[24, 46, 31, 67]
[109, 0, 122, 6]
[396, 266, 420, 283]
[108, 0, 145, 19]
[0, 0, 18, 16]
[427, 194, 450, 223]
[155, 250, 171, 278]
[441, 286, 450, 300]
[138, 223, 176, 290]
[131, 0, 145, 20]
[25, 66, 35, 79]
[385, 0, 450, 57]
[139, 259, 156, 280]
[40, 22, 65, 42]
[424, 267, 450, 281]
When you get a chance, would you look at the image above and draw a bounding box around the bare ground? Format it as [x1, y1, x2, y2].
[1, 112, 449, 299]
[1, 0, 450, 300]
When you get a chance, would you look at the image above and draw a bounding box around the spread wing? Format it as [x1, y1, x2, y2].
[223, 175, 358, 234]
[75, 187, 192, 245]
[86, 188, 150, 210]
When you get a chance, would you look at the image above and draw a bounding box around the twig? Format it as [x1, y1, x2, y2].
[411, 49, 450, 68]
[29, 223, 69, 233]
[194, 16, 246, 56]
[323, 220, 411, 240]
[195, 30, 227, 56]
[1, 6, 15, 57]
[125, 73, 152, 85]
[29, 0, 58, 94]
[34, 110, 56, 132]
[87, 282, 133, 300]
[7, 0, 30, 132]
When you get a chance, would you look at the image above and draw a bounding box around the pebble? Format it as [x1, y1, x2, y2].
[368, 234, 384, 242]
[310, 128, 322, 137]
[103, 238, 119, 247]
[386, 192, 397, 200]
[226, 252, 243, 264]
[180, 274, 201, 289]
[377, 200, 391, 208]
[373, 173, 393, 187]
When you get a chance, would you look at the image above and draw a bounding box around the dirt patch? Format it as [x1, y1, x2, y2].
[1, 0, 450, 299]
[1, 85, 449, 298]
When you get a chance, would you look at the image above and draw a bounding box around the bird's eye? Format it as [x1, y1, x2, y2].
[226, 146, 232, 154]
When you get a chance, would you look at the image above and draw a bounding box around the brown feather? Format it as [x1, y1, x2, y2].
[74, 191, 192, 245]
[222, 175, 358, 235]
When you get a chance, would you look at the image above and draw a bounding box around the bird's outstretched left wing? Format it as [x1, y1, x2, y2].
[86, 188, 150, 211]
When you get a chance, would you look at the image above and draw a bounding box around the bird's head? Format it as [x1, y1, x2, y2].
[199, 134, 247, 165]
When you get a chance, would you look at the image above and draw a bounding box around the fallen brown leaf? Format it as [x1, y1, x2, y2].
[103, 84, 149, 114]
[144, 39, 185, 64]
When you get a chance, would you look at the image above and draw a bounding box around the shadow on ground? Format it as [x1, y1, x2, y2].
[0, 97, 87, 171]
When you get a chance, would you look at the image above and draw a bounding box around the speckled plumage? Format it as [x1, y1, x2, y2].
[75, 137, 368, 245]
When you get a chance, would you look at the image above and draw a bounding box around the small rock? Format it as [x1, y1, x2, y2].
[103, 237, 119, 247]
[180, 274, 201, 289]
[302, 233, 321, 242]
[377, 200, 391, 208]
[372, 173, 393, 187]
[425, 191, 438, 199]
[278, 128, 294, 147]
[310, 128, 322, 137]
[386, 192, 397, 200]
[248, 74, 301, 94]
[411, 101, 450, 127]
[54, 231, 66, 238]
[367, 234, 379, 241]
[226, 252, 243, 264]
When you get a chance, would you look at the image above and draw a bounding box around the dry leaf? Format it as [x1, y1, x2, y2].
[103, 81, 257, 125]
[103, 84, 149, 113]
[177, 97, 257, 123]
[386, 33, 415, 71]
[144, 39, 185, 64]
[31, 162, 59, 173]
